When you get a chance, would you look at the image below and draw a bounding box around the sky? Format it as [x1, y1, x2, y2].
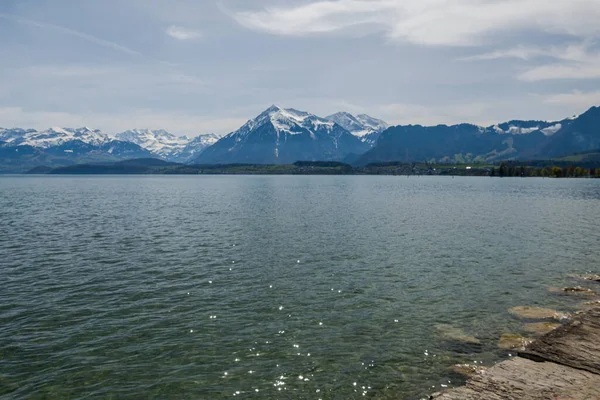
[1, 0, 600, 136]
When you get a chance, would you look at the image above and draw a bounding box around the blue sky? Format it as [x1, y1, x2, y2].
[1, 0, 599, 136]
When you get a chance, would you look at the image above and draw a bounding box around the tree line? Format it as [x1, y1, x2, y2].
[491, 162, 600, 178]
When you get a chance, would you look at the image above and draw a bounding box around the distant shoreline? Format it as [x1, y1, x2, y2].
[16, 159, 600, 178]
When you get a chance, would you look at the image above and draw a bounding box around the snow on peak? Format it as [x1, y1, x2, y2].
[112, 129, 221, 160]
[356, 114, 389, 132]
[257, 105, 312, 124]
[0, 126, 109, 148]
[269, 107, 333, 136]
[188, 133, 221, 145]
[326, 112, 363, 131]
[233, 106, 336, 139]
[326, 112, 388, 138]
[115, 129, 189, 157]
[184, 133, 221, 153]
[264, 104, 282, 113]
[48, 127, 71, 135]
[492, 124, 541, 135]
[117, 128, 179, 141]
[510, 126, 539, 135]
[541, 123, 562, 136]
[0, 125, 221, 162]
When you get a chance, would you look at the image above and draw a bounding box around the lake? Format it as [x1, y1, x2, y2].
[1, 175, 599, 399]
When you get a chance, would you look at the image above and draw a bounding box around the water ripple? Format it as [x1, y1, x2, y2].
[1, 176, 600, 399]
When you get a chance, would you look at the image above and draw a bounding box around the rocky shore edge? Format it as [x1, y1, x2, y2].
[430, 275, 600, 400]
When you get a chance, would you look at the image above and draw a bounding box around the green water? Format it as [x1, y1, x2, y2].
[1, 175, 599, 399]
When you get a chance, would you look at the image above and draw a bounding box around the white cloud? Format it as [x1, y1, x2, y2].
[231, 0, 600, 46]
[166, 25, 202, 40]
[232, 1, 393, 36]
[23, 65, 118, 78]
[463, 42, 600, 81]
[519, 64, 600, 81]
[518, 43, 600, 81]
[6, 63, 208, 95]
[543, 90, 600, 108]
[362, 97, 597, 127]
[0, 12, 143, 56]
[464, 42, 596, 62]
[377, 101, 497, 126]
[460, 46, 551, 61]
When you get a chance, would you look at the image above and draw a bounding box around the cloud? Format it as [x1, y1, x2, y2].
[519, 64, 600, 81]
[230, 0, 600, 46]
[364, 97, 597, 127]
[518, 43, 600, 81]
[543, 90, 600, 108]
[0, 106, 246, 136]
[231, 1, 392, 36]
[23, 65, 118, 78]
[463, 42, 600, 81]
[377, 101, 498, 126]
[166, 25, 202, 40]
[460, 46, 551, 61]
[0, 12, 143, 56]
[462, 42, 595, 62]
[4, 63, 208, 98]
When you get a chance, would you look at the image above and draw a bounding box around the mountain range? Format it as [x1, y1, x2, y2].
[114, 129, 220, 162]
[1, 105, 599, 172]
[0, 127, 220, 172]
[358, 106, 600, 165]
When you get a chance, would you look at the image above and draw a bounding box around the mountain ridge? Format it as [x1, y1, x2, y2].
[2, 105, 600, 172]
[358, 106, 600, 165]
[114, 129, 219, 162]
[0, 126, 221, 169]
[195, 105, 370, 164]
[325, 112, 389, 146]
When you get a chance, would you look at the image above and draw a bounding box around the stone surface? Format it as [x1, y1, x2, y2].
[434, 324, 481, 344]
[508, 306, 569, 321]
[580, 299, 600, 311]
[450, 364, 488, 378]
[549, 286, 597, 296]
[430, 357, 600, 400]
[520, 307, 600, 375]
[568, 273, 600, 283]
[498, 334, 533, 350]
[522, 322, 561, 335]
[431, 306, 600, 399]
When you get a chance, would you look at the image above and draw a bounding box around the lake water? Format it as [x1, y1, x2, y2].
[1, 175, 600, 399]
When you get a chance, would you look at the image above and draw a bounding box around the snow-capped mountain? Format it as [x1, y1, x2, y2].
[0, 127, 110, 148]
[115, 129, 190, 160]
[0, 127, 154, 173]
[0, 128, 37, 143]
[181, 133, 220, 161]
[355, 114, 389, 133]
[491, 120, 559, 136]
[0, 125, 220, 168]
[195, 105, 369, 164]
[326, 112, 389, 145]
[358, 106, 600, 164]
[4, 104, 599, 172]
[114, 129, 220, 162]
